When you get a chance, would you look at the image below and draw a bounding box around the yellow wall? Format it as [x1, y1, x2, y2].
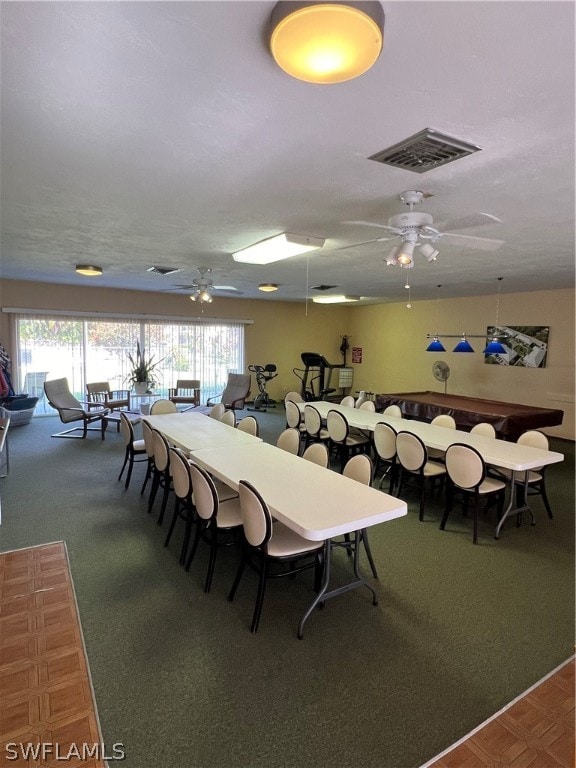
[1, 280, 573, 438]
[0, 279, 350, 402]
[347, 288, 574, 439]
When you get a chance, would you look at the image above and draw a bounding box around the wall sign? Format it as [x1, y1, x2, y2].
[352, 346, 363, 363]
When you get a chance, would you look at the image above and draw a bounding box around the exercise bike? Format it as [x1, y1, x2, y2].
[247, 364, 278, 411]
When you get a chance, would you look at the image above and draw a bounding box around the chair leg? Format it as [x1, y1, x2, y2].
[184, 523, 203, 572]
[473, 494, 480, 544]
[118, 447, 129, 483]
[440, 482, 453, 530]
[164, 497, 180, 548]
[418, 477, 426, 521]
[204, 525, 218, 593]
[141, 459, 153, 496]
[157, 474, 171, 526]
[228, 550, 247, 602]
[124, 452, 134, 490]
[180, 509, 195, 567]
[147, 471, 160, 513]
[251, 556, 269, 634]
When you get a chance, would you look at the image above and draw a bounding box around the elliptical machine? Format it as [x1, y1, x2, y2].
[247, 364, 278, 411]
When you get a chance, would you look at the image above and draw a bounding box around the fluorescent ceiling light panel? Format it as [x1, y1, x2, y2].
[233, 233, 325, 264]
[312, 295, 360, 304]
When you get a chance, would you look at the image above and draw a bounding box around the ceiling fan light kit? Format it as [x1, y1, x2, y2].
[233, 233, 325, 265]
[269, 1, 384, 84]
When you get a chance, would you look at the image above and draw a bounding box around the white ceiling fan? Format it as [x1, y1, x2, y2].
[161, 267, 243, 303]
[346, 190, 504, 269]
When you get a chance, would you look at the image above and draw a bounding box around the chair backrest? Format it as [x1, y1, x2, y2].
[359, 400, 375, 412]
[44, 378, 84, 422]
[237, 415, 259, 436]
[326, 409, 349, 444]
[373, 422, 397, 461]
[119, 411, 135, 447]
[302, 442, 329, 467]
[284, 391, 304, 404]
[517, 430, 548, 470]
[142, 419, 155, 458]
[343, 453, 373, 485]
[221, 373, 251, 410]
[188, 462, 218, 521]
[150, 399, 177, 415]
[470, 422, 497, 438]
[169, 447, 193, 501]
[445, 443, 486, 490]
[209, 403, 226, 420]
[285, 399, 303, 429]
[431, 414, 456, 429]
[304, 404, 323, 438]
[151, 428, 170, 472]
[220, 409, 236, 427]
[86, 382, 111, 402]
[238, 480, 272, 548]
[396, 431, 427, 473]
[383, 404, 402, 418]
[340, 395, 355, 408]
[276, 427, 300, 454]
[355, 391, 367, 408]
[176, 378, 200, 391]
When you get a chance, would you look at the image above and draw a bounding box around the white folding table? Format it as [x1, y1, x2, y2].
[143, 412, 262, 451]
[298, 401, 564, 536]
[191, 442, 407, 638]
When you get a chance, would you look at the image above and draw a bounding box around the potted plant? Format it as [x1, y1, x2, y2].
[126, 342, 163, 394]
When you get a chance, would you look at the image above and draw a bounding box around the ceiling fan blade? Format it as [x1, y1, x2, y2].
[441, 233, 505, 251]
[344, 220, 400, 232]
[213, 286, 242, 294]
[438, 212, 502, 232]
[327, 236, 397, 253]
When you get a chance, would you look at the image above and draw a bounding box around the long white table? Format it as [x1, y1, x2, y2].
[191, 442, 407, 638]
[143, 412, 262, 451]
[299, 401, 564, 537]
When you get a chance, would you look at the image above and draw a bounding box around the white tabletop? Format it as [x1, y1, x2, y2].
[191, 442, 407, 541]
[299, 402, 564, 473]
[143, 412, 262, 451]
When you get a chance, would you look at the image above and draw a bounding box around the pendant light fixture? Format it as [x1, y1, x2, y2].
[426, 285, 446, 352]
[269, 1, 385, 84]
[453, 335, 475, 353]
[483, 277, 507, 355]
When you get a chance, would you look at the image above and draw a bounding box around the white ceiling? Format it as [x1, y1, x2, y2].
[1, 1, 574, 304]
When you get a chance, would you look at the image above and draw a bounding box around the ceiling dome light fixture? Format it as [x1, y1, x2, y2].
[258, 283, 279, 292]
[269, 1, 384, 84]
[75, 264, 103, 277]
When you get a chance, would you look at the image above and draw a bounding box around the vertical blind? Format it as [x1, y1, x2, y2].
[12, 313, 245, 410]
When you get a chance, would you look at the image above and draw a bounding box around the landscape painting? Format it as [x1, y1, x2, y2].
[484, 326, 549, 367]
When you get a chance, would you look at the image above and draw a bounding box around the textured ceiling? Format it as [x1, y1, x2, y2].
[1, 1, 574, 304]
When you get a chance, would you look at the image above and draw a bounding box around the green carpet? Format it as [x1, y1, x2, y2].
[1, 411, 574, 768]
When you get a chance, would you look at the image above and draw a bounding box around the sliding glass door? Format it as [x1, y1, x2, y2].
[14, 314, 245, 414]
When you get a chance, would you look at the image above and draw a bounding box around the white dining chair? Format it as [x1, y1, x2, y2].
[276, 427, 301, 455]
[383, 405, 402, 418]
[301, 442, 329, 468]
[237, 415, 259, 436]
[470, 422, 497, 438]
[440, 443, 506, 544]
[395, 431, 446, 521]
[220, 409, 236, 427]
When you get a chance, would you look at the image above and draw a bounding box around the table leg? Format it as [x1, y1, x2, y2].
[495, 470, 535, 539]
[297, 533, 379, 639]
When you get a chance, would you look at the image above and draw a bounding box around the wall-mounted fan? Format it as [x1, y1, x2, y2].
[345, 190, 504, 269]
[432, 360, 450, 394]
[160, 267, 243, 302]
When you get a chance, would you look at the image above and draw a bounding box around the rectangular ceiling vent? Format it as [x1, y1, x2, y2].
[146, 266, 181, 276]
[368, 128, 481, 174]
[311, 284, 338, 291]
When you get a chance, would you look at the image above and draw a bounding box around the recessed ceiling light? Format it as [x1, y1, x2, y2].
[258, 283, 279, 292]
[75, 265, 103, 277]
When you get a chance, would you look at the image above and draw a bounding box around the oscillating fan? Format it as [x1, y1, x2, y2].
[432, 360, 450, 394]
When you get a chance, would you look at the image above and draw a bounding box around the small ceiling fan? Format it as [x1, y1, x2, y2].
[345, 190, 504, 269]
[161, 267, 243, 303]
